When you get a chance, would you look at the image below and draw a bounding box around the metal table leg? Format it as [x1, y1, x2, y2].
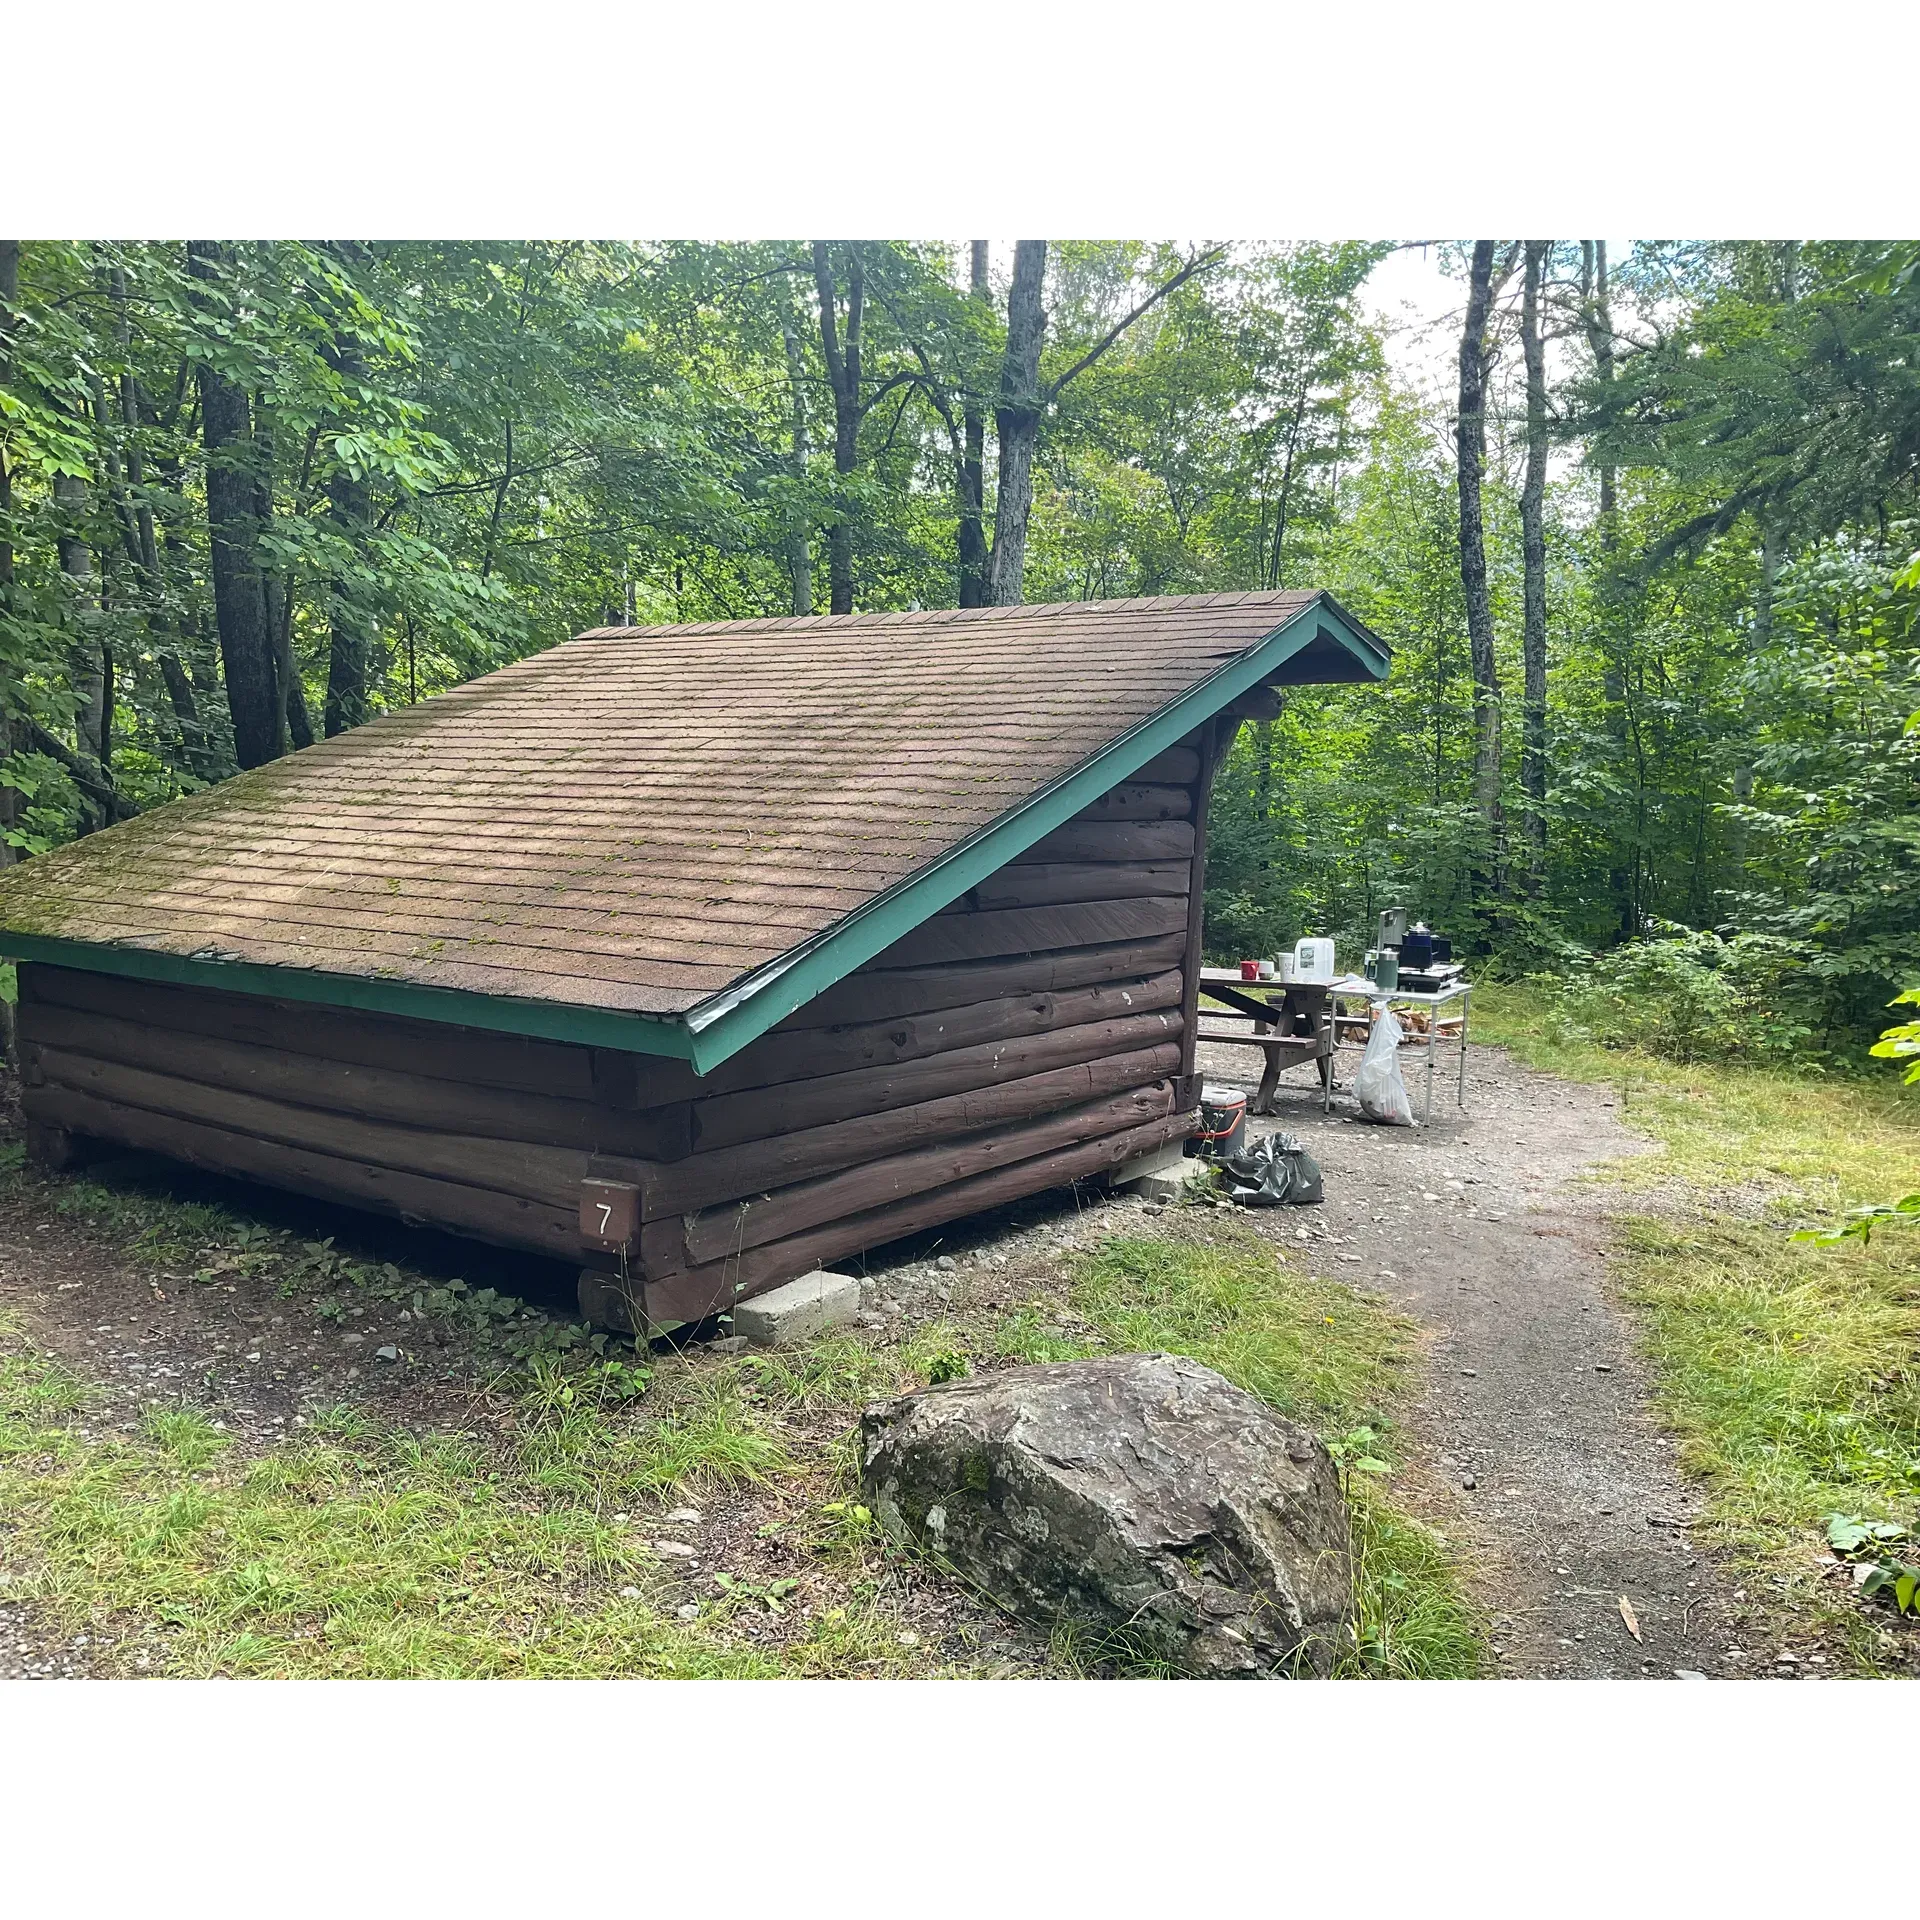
[1457, 989, 1471, 1109]
[1423, 1020, 1435, 1125]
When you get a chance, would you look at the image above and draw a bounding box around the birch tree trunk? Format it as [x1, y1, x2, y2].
[986, 240, 1047, 606]
[1519, 241, 1551, 890]
[187, 241, 281, 769]
[1456, 239, 1506, 898]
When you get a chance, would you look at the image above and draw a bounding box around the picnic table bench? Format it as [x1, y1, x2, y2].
[1195, 968, 1336, 1114]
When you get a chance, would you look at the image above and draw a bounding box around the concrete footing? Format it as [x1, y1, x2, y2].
[1111, 1143, 1213, 1205]
[733, 1269, 862, 1348]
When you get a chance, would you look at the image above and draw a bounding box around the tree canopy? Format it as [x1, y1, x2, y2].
[2, 237, 1913, 1057]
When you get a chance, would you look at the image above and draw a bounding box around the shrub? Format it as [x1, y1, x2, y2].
[1537, 920, 1814, 1065]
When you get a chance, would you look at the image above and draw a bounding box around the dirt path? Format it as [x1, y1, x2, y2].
[1197, 1035, 1758, 1679]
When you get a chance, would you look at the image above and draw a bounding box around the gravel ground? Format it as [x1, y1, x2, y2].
[1194, 1032, 1795, 1679]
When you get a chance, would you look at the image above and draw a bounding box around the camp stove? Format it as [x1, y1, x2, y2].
[1370, 908, 1461, 994]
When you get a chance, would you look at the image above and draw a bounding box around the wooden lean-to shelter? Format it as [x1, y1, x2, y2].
[0, 591, 1388, 1332]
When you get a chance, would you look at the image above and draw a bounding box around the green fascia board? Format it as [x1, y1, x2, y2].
[0, 932, 701, 1060]
[0, 593, 1387, 1075]
[680, 593, 1388, 1071]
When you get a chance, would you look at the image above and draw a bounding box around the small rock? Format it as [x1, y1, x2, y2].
[707, 1335, 750, 1355]
[897, 1630, 921, 1648]
[653, 1540, 698, 1558]
[618, 1586, 641, 1599]
[1674, 1669, 1708, 1681]
[1459, 1368, 1477, 1378]
[664, 1508, 702, 1525]
[1461, 1474, 1477, 1490]
[340, 1333, 364, 1347]
[374, 1346, 400, 1362]
[936, 1256, 957, 1273]
[676, 1604, 700, 1620]
[1594, 1363, 1613, 1374]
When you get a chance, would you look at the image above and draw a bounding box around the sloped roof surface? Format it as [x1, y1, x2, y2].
[0, 591, 1345, 1018]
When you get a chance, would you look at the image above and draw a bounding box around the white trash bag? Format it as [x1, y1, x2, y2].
[1353, 1005, 1415, 1126]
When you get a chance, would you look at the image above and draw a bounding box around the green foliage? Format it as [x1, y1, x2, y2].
[1537, 920, 1813, 1065]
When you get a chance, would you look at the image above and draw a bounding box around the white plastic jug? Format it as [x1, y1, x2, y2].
[1293, 935, 1335, 984]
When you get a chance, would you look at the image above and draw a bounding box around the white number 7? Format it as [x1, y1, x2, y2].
[596, 1204, 614, 1235]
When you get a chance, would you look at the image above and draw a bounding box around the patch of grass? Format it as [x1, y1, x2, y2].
[1047, 1216, 1483, 1679]
[0, 1323, 961, 1678]
[1474, 983, 1920, 1665]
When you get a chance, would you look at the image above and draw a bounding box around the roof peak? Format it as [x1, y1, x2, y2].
[580, 588, 1322, 642]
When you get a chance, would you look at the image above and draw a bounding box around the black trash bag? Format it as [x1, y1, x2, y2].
[1219, 1131, 1324, 1208]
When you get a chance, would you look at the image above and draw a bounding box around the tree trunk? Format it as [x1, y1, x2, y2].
[811, 241, 863, 615]
[0, 241, 19, 865]
[321, 292, 378, 734]
[187, 241, 281, 769]
[1582, 240, 1634, 938]
[957, 240, 991, 608]
[1456, 239, 1505, 899]
[1519, 241, 1551, 891]
[51, 470, 108, 830]
[779, 317, 814, 616]
[986, 240, 1047, 606]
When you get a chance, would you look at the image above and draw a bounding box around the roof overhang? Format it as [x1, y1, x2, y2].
[1, 593, 1388, 1074]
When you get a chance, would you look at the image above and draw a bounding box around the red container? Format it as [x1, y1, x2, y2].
[1239, 959, 1260, 980]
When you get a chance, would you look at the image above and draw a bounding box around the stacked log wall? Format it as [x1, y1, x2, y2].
[17, 737, 1211, 1328]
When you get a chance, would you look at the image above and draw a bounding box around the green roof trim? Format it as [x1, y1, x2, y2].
[0, 592, 1387, 1073]
[0, 932, 702, 1059]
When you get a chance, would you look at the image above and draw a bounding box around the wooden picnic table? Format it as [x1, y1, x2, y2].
[1195, 967, 1340, 1114]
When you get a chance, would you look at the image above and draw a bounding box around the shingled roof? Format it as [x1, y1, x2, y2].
[0, 590, 1387, 1068]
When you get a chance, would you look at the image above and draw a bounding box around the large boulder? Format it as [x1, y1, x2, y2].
[860, 1351, 1351, 1677]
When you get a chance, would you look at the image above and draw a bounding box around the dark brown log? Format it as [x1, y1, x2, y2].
[1010, 821, 1194, 866]
[1180, 723, 1215, 1081]
[869, 898, 1188, 971]
[684, 1080, 1175, 1264]
[1071, 783, 1191, 823]
[703, 969, 1182, 1096]
[693, 1009, 1182, 1151]
[24, 1050, 607, 1208]
[25, 1083, 579, 1257]
[812, 935, 1187, 1025]
[637, 1109, 1198, 1331]
[638, 1214, 684, 1280]
[1129, 746, 1201, 785]
[19, 963, 700, 1105]
[940, 862, 1189, 913]
[17, 1006, 693, 1159]
[639, 1042, 1182, 1217]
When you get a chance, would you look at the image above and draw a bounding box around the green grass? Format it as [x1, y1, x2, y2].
[1474, 984, 1920, 1665]
[0, 1317, 955, 1678]
[996, 1215, 1484, 1679]
[0, 1147, 1483, 1678]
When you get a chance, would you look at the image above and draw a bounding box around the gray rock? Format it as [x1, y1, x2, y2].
[860, 1351, 1351, 1677]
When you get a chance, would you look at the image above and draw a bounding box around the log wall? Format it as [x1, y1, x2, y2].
[17, 735, 1212, 1330]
